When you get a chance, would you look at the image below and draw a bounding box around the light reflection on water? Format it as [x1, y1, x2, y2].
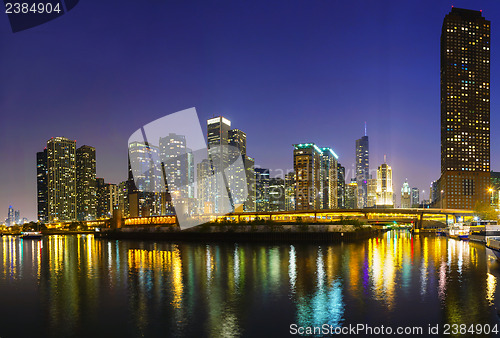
[0, 231, 498, 337]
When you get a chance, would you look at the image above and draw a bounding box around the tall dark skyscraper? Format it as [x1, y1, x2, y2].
[440, 8, 490, 209]
[76, 145, 96, 221]
[355, 131, 369, 208]
[36, 149, 48, 222]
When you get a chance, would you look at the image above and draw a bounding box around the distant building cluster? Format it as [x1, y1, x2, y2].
[3, 205, 28, 226]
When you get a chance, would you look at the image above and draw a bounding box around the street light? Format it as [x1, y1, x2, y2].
[488, 187, 494, 206]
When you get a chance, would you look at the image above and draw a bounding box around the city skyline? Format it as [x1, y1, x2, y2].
[3, 1, 500, 220]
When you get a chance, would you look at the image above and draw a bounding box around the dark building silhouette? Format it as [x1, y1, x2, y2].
[36, 149, 48, 222]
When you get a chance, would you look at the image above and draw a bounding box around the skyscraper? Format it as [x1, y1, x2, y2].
[36, 149, 48, 222]
[401, 180, 411, 208]
[197, 159, 214, 214]
[47, 137, 76, 222]
[376, 160, 393, 208]
[440, 8, 490, 209]
[76, 145, 96, 221]
[355, 132, 369, 208]
[345, 179, 357, 209]
[337, 163, 345, 209]
[207, 116, 231, 213]
[7, 206, 14, 226]
[293, 143, 338, 211]
[411, 187, 420, 208]
[321, 148, 338, 209]
[159, 133, 192, 202]
[294, 143, 322, 210]
[228, 128, 250, 210]
[255, 168, 270, 212]
[366, 178, 377, 208]
[285, 171, 296, 211]
[127, 142, 163, 217]
[269, 177, 285, 212]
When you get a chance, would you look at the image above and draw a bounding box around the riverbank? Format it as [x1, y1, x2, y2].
[97, 224, 384, 242]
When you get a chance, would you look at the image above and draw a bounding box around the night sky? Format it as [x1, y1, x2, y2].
[1, 0, 499, 221]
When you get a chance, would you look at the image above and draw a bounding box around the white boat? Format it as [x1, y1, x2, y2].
[21, 231, 42, 239]
[469, 220, 500, 243]
[486, 237, 500, 260]
[447, 223, 469, 240]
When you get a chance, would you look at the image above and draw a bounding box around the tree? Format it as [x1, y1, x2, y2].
[474, 201, 498, 221]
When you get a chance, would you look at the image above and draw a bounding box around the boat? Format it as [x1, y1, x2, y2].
[436, 229, 447, 236]
[469, 220, 500, 243]
[21, 231, 42, 239]
[486, 237, 500, 260]
[447, 223, 469, 240]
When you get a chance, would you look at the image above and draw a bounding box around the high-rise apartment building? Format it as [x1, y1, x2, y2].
[321, 148, 338, 209]
[440, 8, 490, 209]
[285, 171, 296, 211]
[293, 143, 338, 210]
[345, 179, 357, 209]
[76, 145, 96, 221]
[196, 159, 214, 214]
[47, 137, 77, 222]
[366, 178, 377, 208]
[294, 143, 322, 210]
[269, 177, 285, 212]
[255, 168, 270, 212]
[411, 187, 420, 207]
[337, 163, 345, 208]
[355, 134, 369, 208]
[36, 149, 48, 222]
[127, 142, 163, 217]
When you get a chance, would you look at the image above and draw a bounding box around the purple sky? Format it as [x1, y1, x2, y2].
[1, 0, 500, 220]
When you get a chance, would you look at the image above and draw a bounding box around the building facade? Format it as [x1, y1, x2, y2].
[76, 145, 96, 221]
[376, 162, 393, 208]
[47, 137, 77, 222]
[411, 187, 420, 208]
[355, 135, 369, 208]
[345, 179, 357, 209]
[401, 180, 411, 208]
[439, 8, 490, 209]
[36, 149, 48, 222]
[255, 168, 270, 212]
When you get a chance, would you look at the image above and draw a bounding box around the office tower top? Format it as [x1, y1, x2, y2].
[207, 116, 231, 149]
[440, 7, 490, 209]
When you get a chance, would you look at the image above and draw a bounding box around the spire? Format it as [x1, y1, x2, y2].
[364, 122, 367, 136]
[384, 154, 387, 163]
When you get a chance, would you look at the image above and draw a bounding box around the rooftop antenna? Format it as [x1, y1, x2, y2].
[384, 154, 387, 163]
[364, 122, 367, 136]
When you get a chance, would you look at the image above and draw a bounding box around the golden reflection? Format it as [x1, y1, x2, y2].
[127, 247, 184, 309]
[486, 272, 496, 306]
